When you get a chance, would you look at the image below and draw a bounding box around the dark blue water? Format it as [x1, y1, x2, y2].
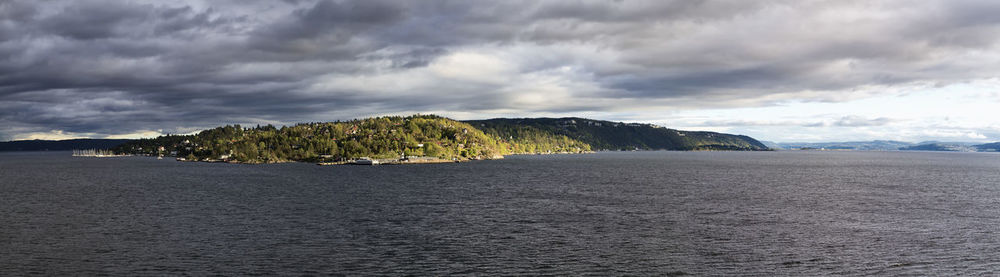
[2, 151, 1000, 275]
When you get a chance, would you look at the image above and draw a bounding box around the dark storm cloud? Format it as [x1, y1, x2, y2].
[2, 0, 1000, 139]
[248, 0, 403, 55]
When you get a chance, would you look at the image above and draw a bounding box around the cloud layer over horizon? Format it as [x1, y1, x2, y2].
[2, 0, 1000, 142]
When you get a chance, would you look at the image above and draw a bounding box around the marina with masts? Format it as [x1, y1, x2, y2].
[72, 149, 129, 157]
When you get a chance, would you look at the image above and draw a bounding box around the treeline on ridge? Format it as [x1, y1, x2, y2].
[466, 117, 769, 151]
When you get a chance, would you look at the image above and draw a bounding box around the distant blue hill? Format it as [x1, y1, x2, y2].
[0, 139, 132, 152]
[775, 140, 914, 151]
[759, 141, 784, 150]
[898, 143, 975, 152]
[975, 142, 1000, 152]
[774, 140, 1000, 152]
[900, 142, 1000, 152]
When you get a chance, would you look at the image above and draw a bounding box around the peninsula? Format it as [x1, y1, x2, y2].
[111, 115, 769, 164]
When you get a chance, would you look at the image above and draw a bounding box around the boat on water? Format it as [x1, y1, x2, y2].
[352, 157, 380, 165]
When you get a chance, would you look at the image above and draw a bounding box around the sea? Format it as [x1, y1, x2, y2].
[2, 151, 999, 275]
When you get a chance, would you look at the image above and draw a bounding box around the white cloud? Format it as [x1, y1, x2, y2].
[18, 130, 92, 140]
[105, 130, 166, 139]
[428, 52, 517, 84]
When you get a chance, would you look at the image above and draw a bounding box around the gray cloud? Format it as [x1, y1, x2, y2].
[2, 0, 1000, 139]
[831, 116, 894, 127]
[797, 116, 895, 128]
[689, 116, 895, 128]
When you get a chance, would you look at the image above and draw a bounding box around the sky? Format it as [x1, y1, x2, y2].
[2, 0, 1000, 143]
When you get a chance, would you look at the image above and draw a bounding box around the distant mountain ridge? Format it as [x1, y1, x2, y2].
[776, 140, 914, 151]
[898, 143, 974, 152]
[774, 140, 1000, 152]
[900, 142, 998, 152]
[975, 142, 1000, 152]
[0, 139, 132, 152]
[465, 117, 769, 151]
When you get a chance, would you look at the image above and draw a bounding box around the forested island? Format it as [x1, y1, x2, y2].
[110, 114, 769, 164]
